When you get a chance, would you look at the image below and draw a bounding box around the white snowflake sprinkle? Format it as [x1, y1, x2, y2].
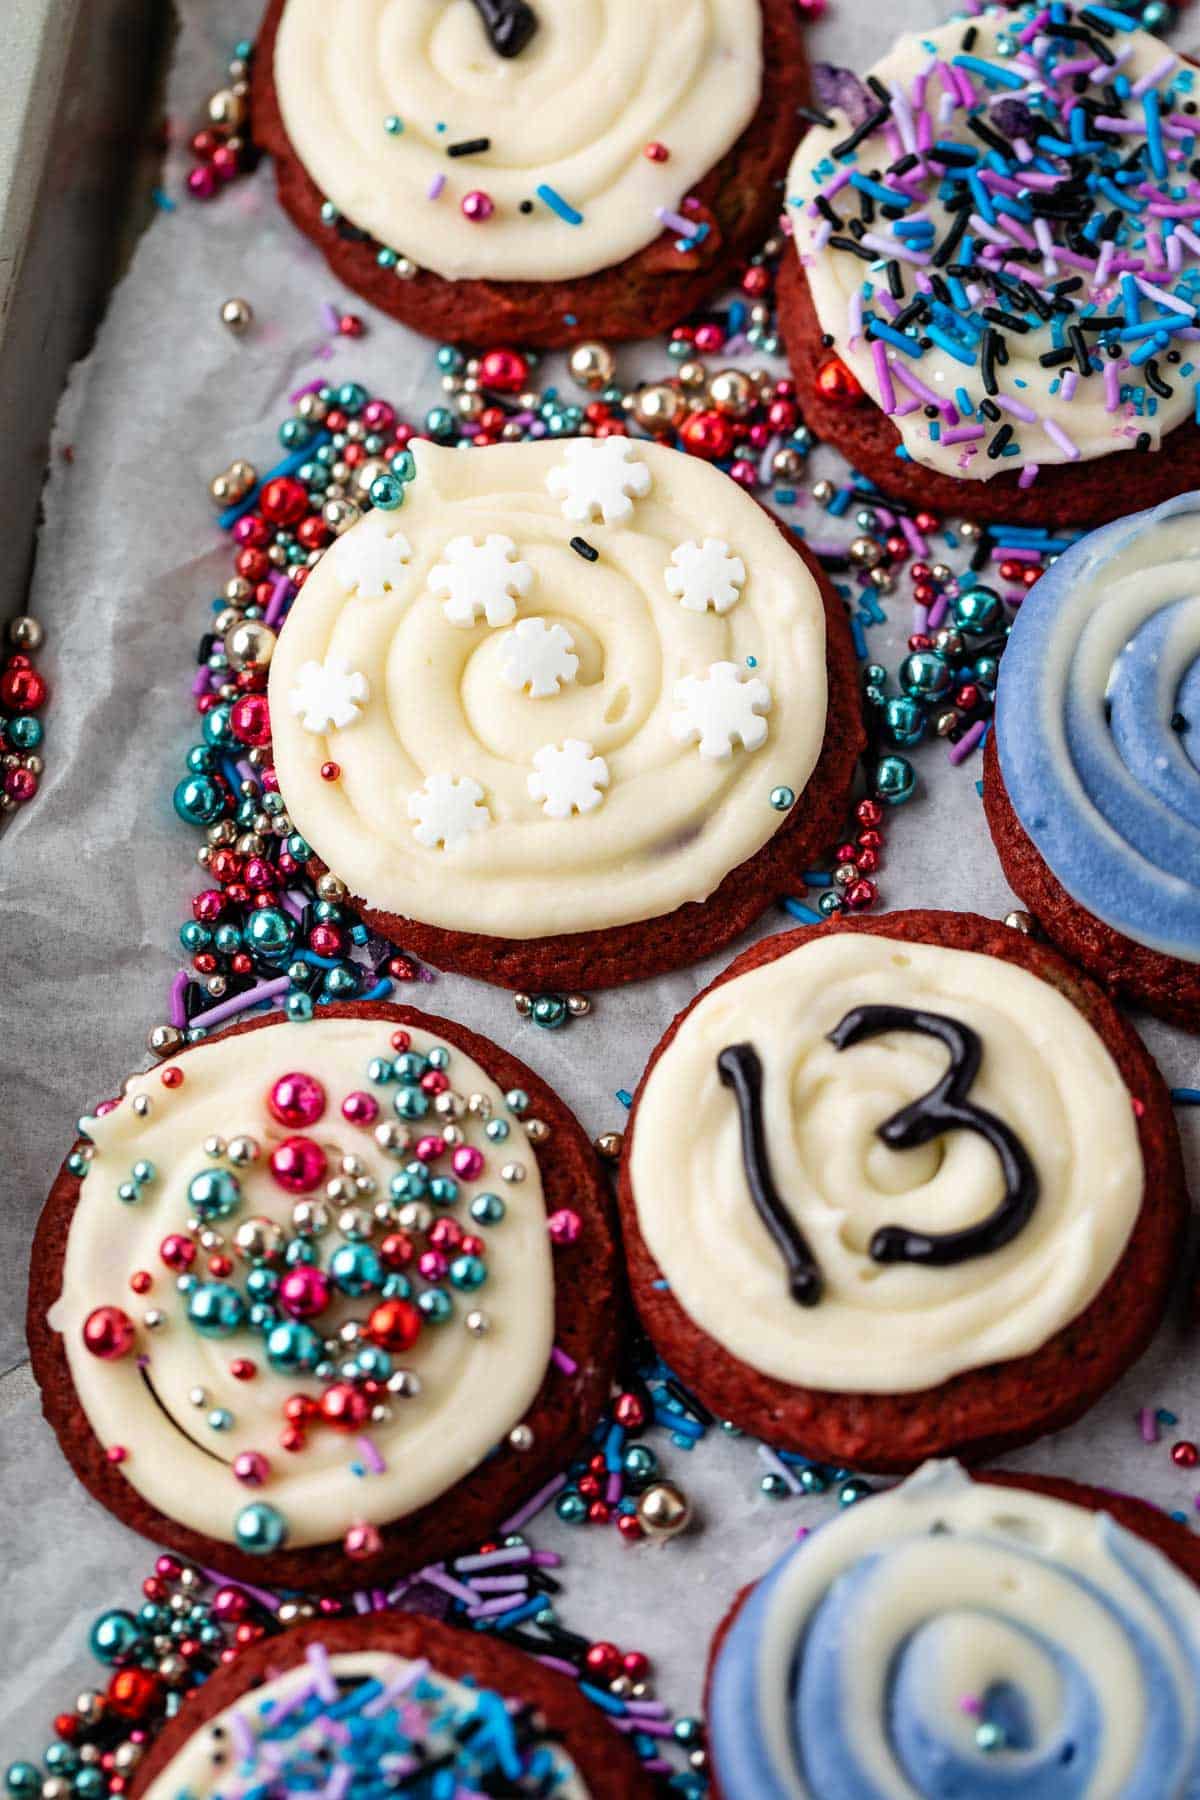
[500, 618, 579, 698]
[546, 439, 651, 525]
[665, 538, 746, 615]
[408, 774, 491, 850]
[527, 739, 610, 819]
[429, 534, 533, 628]
[287, 655, 370, 732]
[332, 525, 413, 599]
[670, 662, 771, 760]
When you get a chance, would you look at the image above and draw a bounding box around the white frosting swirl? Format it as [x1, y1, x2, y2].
[48, 1017, 554, 1548]
[272, 0, 762, 281]
[630, 932, 1143, 1393]
[268, 440, 829, 940]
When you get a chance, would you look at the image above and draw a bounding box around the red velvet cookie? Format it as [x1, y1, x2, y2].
[704, 1464, 1200, 1799]
[619, 911, 1186, 1473]
[983, 492, 1200, 1027]
[268, 438, 863, 994]
[250, 0, 806, 349]
[28, 1001, 620, 1593]
[779, 15, 1200, 527]
[131, 1613, 654, 1800]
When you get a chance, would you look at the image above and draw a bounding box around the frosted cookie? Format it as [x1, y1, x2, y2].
[779, 7, 1200, 525]
[984, 492, 1200, 1026]
[706, 1459, 1200, 1800]
[618, 911, 1186, 1471]
[27, 1002, 618, 1591]
[267, 438, 862, 992]
[130, 1615, 653, 1800]
[249, 0, 806, 348]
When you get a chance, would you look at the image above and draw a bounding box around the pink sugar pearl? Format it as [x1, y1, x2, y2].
[268, 1070, 326, 1128]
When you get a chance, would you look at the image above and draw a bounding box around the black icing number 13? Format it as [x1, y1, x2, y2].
[716, 1006, 1038, 1308]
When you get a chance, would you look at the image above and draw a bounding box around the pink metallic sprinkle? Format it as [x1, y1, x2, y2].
[428, 172, 446, 200]
[1140, 1406, 1160, 1444]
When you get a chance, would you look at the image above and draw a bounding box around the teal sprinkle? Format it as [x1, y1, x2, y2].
[536, 183, 583, 225]
[616, 1088, 633, 1109]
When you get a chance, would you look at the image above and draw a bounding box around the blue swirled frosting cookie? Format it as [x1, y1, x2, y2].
[707, 1460, 1200, 1800]
[985, 492, 1200, 1026]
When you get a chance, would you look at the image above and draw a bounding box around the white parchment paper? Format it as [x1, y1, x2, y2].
[1, 0, 1199, 1761]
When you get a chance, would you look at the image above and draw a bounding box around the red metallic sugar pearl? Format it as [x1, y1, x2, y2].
[161, 1067, 184, 1088]
[83, 1306, 136, 1360]
[320, 1381, 373, 1431]
[679, 409, 734, 460]
[269, 1070, 326, 1127]
[548, 1208, 582, 1245]
[479, 348, 530, 391]
[644, 140, 669, 161]
[617, 1513, 643, 1541]
[0, 664, 47, 711]
[845, 879, 876, 910]
[588, 1501, 611, 1524]
[429, 1217, 462, 1251]
[159, 1231, 195, 1274]
[614, 1392, 646, 1429]
[259, 475, 308, 526]
[391, 1030, 412, 1051]
[380, 1231, 414, 1268]
[191, 128, 220, 160]
[235, 546, 270, 582]
[339, 313, 365, 338]
[856, 848, 880, 875]
[363, 400, 396, 431]
[623, 1650, 650, 1679]
[4, 767, 37, 803]
[106, 1668, 162, 1720]
[693, 323, 725, 355]
[585, 1641, 622, 1681]
[1172, 1441, 1199, 1467]
[743, 264, 771, 297]
[367, 1298, 422, 1352]
[212, 143, 241, 182]
[815, 355, 864, 406]
[270, 1135, 328, 1194]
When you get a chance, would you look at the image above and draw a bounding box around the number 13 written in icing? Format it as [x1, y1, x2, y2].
[716, 1006, 1039, 1308]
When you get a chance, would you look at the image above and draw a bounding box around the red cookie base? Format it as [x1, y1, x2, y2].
[250, 0, 807, 349]
[316, 528, 865, 993]
[618, 910, 1188, 1474]
[778, 251, 1200, 529]
[27, 1001, 621, 1594]
[704, 1469, 1200, 1800]
[983, 731, 1200, 1029]
[130, 1613, 655, 1800]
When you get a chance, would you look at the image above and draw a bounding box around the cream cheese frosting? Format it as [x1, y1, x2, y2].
[630, 931, 1144, 1393]
[49, 1016, 555, 1550]
[142, 1651, 589, 1800]
[272, 0, 763, 282]
[268, 439, 829, 941]
[786, 8, 1200, 480]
